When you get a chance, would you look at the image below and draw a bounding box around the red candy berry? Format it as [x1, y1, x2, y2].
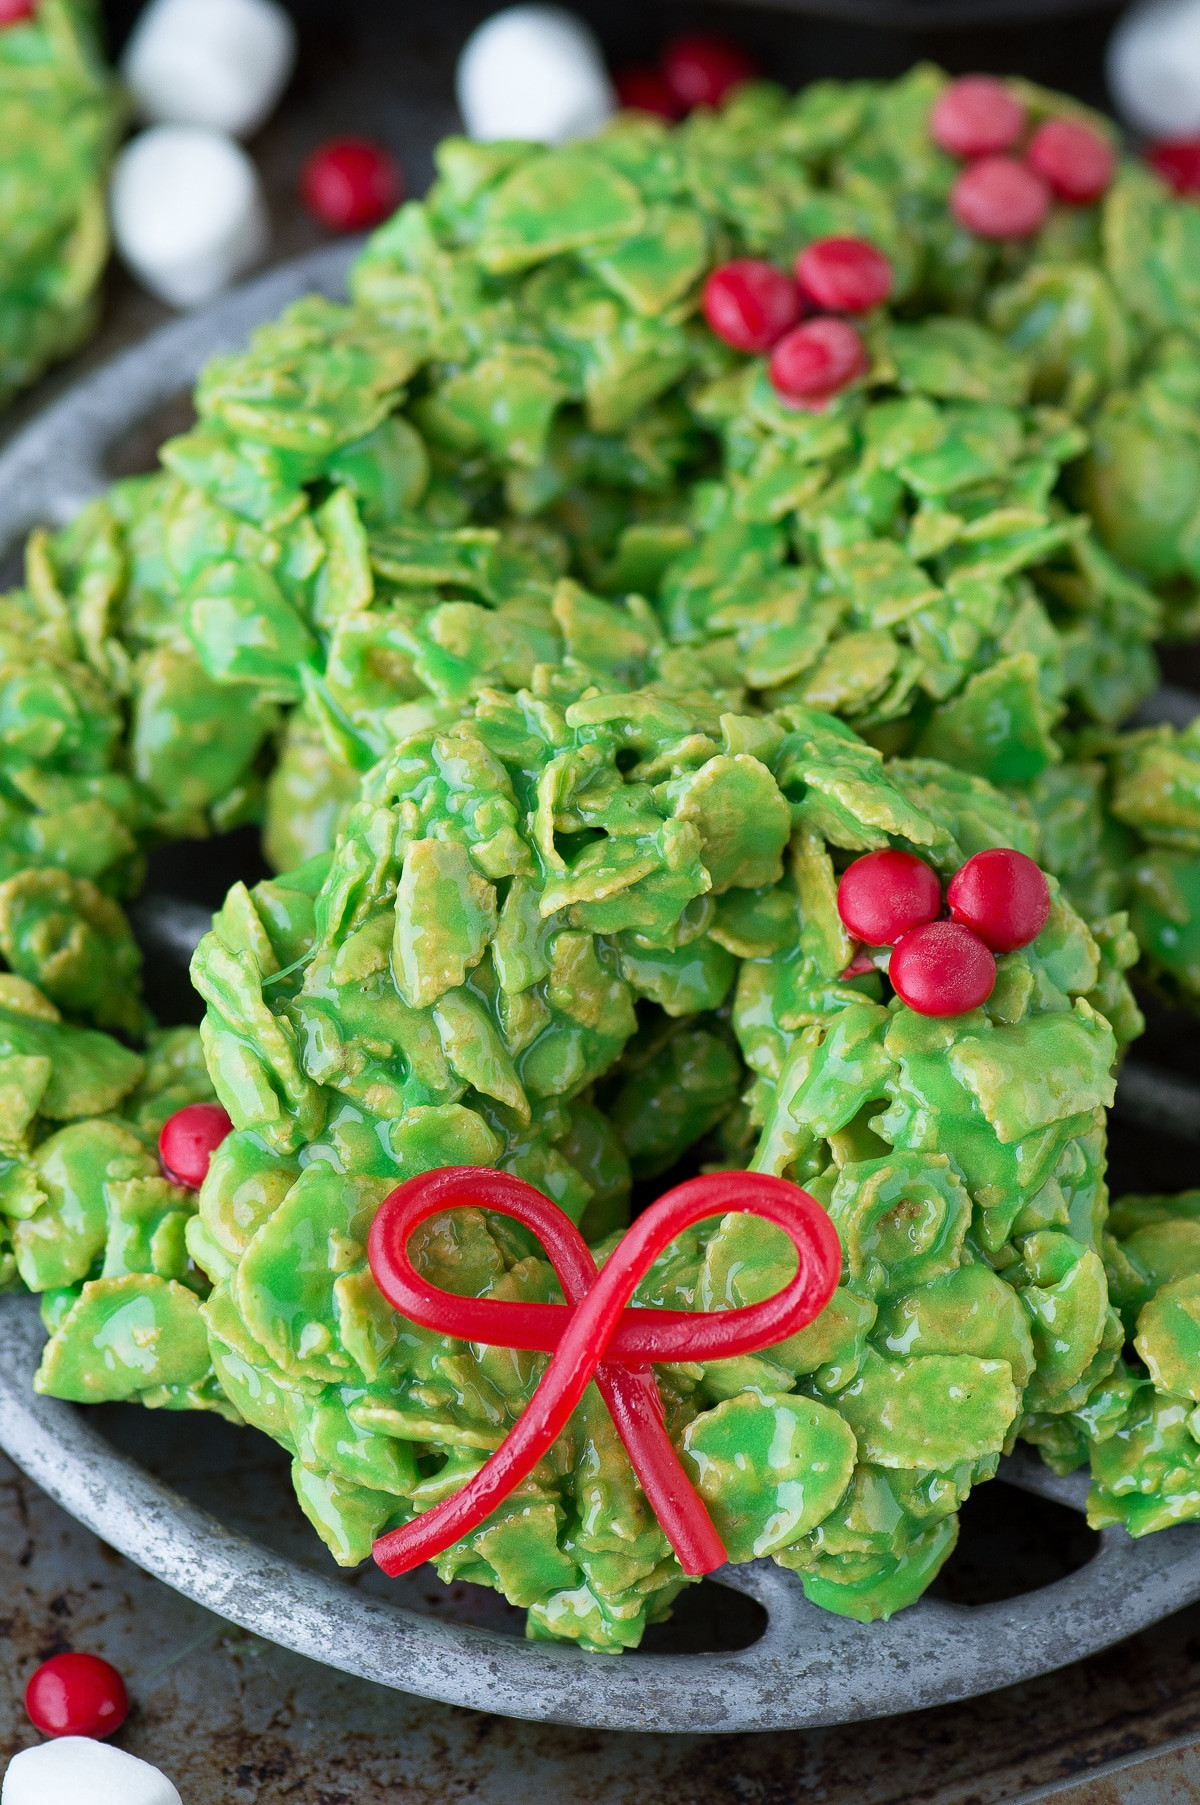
[25, 1653, 128, 1740]
[836, 849, 943, 947]
[1148, 140, 1200, 195]
[795, 237, 893, 314]
[159, 1102, 233, 1189]
[889, 921, 996, 1017]
[661, 33, 756, 111]
[300, 138, 404, 231]
[947, 847, 1052, 954]
[614, 65, 683, 120]
[1027, 117, 1115, 205]
[929, 76, 1025, 158]
[769, 317, 868, 406]
[703, 259, 801, 353]
[0, 0, 34, 23]
[950, 155, 1051, 239]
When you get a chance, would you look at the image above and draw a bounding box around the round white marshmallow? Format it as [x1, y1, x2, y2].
[456, 5, 616, 145]
[2, 1737, 182, 1805]
[121, 0, 297, 140]
[111, 125, 269, 309]
[1108, 0, 1200, 140]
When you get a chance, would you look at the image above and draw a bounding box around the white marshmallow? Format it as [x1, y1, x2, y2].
[1108, 0, 1200, 140]
[2, 1737, 182, 1805]
[111, 125, 269, 309]
[456, 5, 616, 145]
[122, 0, 296, 140]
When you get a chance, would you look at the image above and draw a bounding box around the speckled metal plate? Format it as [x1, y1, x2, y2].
[0, 248, 1196, 1735]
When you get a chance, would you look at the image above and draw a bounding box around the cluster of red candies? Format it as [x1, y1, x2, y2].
[702, 236, 890, 408]
[836, 846, 1052, 1017]
[614, 32, 757, 121]
[930, 75, 1116, 239]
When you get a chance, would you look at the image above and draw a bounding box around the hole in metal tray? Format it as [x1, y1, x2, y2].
[929, 1480, 1100, 1607]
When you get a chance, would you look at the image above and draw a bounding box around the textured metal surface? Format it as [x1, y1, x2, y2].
[1, 238, 1200, 1740]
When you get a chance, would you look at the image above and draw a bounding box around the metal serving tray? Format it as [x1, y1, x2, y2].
[0, 247, 1196, 1735]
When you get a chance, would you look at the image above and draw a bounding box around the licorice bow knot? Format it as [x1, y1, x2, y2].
[367, 1167, 842, 1579]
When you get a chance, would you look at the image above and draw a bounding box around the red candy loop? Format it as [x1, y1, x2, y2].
[703, 259, 801, 353]
[796, 237, 893, 314]
[368, 1167, 841, 1579]
[951, 155, 1051, 239]
[25, 1653, 128, 1740]
[1027, 118, 1115, 205]
[930, 76, 1025, 158]
[159, 1102, 233, 1189]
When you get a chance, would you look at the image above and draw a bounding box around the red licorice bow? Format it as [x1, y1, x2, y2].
[368, 1167, 841, 1579]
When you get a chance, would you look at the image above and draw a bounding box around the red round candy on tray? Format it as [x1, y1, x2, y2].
[661, 33, 757, 110]
[300, 137, 404, 231]
[950, 155, 1051, 239]
[0, 0, 34, 23]
[159, 1102, 233, 1189]
[889, 921, 997, 1017]
[768, 317, 868, 406]
[614, 64, 683, 120]
[929, 76, 1025, 158]
[947, 847, 1052, 953]
[1026, 117, 1115, 204]
[795, 237, 893, 314]
[25, 1653, 128, 1740]
[1148, 140, 1200, 195]
[836, 849, 943, 947]
[702, 259, 801, 353]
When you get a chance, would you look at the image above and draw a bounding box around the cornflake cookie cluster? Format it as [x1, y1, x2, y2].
[7, 67, 1200, 1646]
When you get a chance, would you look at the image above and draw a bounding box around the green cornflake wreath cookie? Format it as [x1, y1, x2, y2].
[0, 0, 120, 404]
[6, 66, 1200, 1645]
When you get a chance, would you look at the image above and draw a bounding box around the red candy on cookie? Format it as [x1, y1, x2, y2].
[703, 259, 801, 353]
[661, 33, 756, 110]
[0, 0, 34, 23]
[300, 137, 404, 231]
[159, 1102, 233, 1189]
[837, 850, 943, 947]
[25, 1654, 128, 1740]
[795, 237, 893, 314]
[614, 65, 683, 120]
[930, 76, 1025, 158]
[769, 317, 867, 405]
[1149, 140, 1200, 195]
[1027, 117, 1115, 204]
[947, 848, 1052, 953]
[889, 921, 997, 1017]
[951, 155, 1051, 238]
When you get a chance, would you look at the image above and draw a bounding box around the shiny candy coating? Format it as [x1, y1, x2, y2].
[768, 316, 867, 402]
[301, 139, 404, 232]
[929, 75, 1024, 157]
[1027, 118, 1116, 204]
[24, 1653, 128, 1740]
[702, 259, 801, 352]
[950, 155, 1051, 237]
[889, 920, 996, 1015]
[158, 1102, 233, 1188]
[795, 237, 893, 314]
[948, 848, 1052, 953]
[836, 850, 942, 946]
[661, 33, 755, 110]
